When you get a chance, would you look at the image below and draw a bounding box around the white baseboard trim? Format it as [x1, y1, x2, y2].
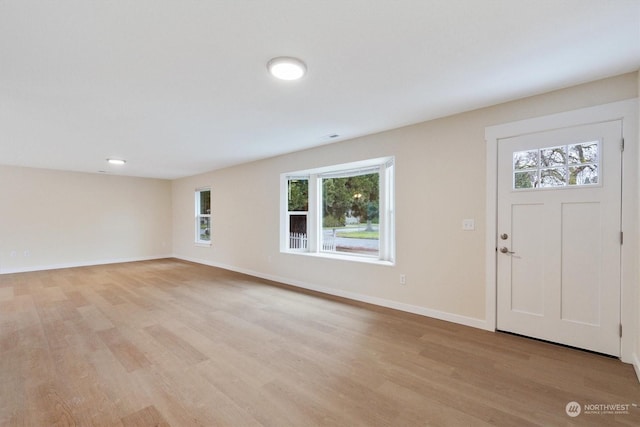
[632, 353, 640, 384]
[176, 255, 490, 331]
[0, 255, 173, 275]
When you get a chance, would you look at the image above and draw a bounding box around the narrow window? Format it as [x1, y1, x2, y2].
[195, 188, 211, 244]
[287, 178, 309, 251]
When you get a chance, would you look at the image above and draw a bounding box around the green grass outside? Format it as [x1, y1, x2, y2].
[335, 230, 379, 239]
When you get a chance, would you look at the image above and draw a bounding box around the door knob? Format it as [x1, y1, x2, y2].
[500, 247, 515, 254]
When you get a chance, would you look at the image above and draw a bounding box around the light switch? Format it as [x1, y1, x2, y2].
[462, 219, 475, 231]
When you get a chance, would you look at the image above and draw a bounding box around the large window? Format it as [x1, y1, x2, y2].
[281, 157, 395, 263]
[195, 188, 211, 244]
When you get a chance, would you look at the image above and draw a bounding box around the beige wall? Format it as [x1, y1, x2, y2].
[172, 72, 639, 327]
[0, 166, 172, 273]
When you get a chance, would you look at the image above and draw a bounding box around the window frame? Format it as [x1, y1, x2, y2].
[195, 187, 212, 246]
[280, 157, 395, 264]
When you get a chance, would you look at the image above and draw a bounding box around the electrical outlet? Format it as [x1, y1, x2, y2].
[399, 274, 406, 285]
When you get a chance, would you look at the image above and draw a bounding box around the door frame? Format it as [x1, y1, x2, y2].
[484, 99, 638, 364]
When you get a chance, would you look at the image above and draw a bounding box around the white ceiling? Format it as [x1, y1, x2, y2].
[1, 1, 639, 179]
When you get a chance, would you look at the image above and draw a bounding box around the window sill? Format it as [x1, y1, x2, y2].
[195, 242, 212, 247]
[282, 250, 394, 266]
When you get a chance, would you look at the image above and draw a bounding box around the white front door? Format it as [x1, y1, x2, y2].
[497, 120, 622, 356]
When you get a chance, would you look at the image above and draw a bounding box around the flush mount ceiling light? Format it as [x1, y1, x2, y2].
[267, 56, 307, 81]
[107, 158, 126, 165]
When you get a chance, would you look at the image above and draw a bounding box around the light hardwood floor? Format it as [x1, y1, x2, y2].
[1, 259, 639, 426]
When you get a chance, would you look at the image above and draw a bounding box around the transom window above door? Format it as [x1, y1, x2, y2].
[513, 141, 599, 190]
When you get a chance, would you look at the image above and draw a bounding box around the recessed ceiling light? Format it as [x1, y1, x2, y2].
[107, 158, 126, 165]
[267, 57, 307, 81]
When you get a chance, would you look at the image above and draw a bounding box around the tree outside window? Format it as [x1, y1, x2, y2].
[321, 173, 379, 255]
